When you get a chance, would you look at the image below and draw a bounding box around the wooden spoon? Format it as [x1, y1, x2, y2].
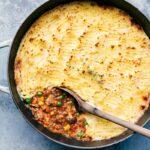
[57, 87, 150, 138]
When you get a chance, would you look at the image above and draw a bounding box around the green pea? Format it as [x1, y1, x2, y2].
[58, 95, 65, 99]
[77, 132, 84, 138]
[83, 121, 88, 125]
[57, 101, 62, 106]
[25, 98, 31, 104]
[37, 91, 42, 97]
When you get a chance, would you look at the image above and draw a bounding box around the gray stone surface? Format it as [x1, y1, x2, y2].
[0, 0, 150, 150]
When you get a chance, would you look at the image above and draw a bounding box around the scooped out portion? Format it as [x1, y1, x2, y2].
[25, 87, 92, 141]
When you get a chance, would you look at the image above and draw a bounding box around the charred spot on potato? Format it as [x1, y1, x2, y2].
[82, 70, 85, 74]
[130, 18, 142, 30]
[119, 10, 128, 16]
[29, 37, 34, 42]
[140, 105, 146, 110]
[142, 96, 148, 101]
[95, 42, 99, 47]
[129, 74, 133, 79]
[15, 59, 22, 70]
[111, 45, 115, 49]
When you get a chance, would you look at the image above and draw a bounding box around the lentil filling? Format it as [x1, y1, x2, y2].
[25, 87, 92, 141]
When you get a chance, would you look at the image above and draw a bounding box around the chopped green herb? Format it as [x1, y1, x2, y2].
[25, 98, 31, 104]
[58, 95, 65, 99]
[69, 100, 74, 104]
[58, 95, 63, 99]
[98, 80, 102, 84]
[58, 92, 67, 99]
[88, 70, 93, 74]
[37, 91, 42, 97]
[99, 74, 104, 78]
[57, 101, 62, 106]
[67, 64, 71, 68]
[77, 132, 84, 138]
[83, 121, 88, 125]
[93, 73, 97, 77]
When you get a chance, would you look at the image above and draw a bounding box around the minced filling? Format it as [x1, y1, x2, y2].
[25, 87, 92, 141]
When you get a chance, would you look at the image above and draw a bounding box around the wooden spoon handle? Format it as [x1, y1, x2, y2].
[82, 102, 150, 138]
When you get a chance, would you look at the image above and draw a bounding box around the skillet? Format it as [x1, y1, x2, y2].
[0, 0, 150, 149]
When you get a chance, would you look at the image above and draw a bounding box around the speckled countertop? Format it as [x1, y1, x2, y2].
[0, 0, 150, 150]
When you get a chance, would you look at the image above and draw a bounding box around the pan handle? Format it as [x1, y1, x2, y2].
[0, 40, 12, 94]
[0, 86, 10, 94]
[0, 39, 12, 48]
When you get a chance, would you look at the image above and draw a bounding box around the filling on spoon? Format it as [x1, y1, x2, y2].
[24, 87, 92, 141]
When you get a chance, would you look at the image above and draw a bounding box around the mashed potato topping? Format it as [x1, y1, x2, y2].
[15, 1, 150, 140]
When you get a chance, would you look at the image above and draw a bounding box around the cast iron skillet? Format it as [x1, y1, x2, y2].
[0, 0, 150, 149]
